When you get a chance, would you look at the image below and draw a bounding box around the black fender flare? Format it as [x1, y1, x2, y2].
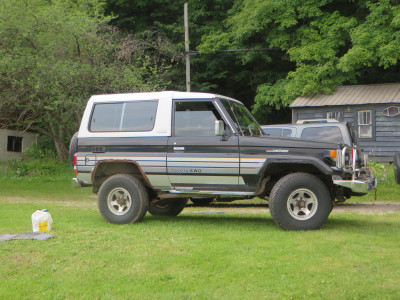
[261, 155, 334, 176]
[91, 160, 154, 193]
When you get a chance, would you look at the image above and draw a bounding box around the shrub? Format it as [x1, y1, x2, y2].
[367, 161, 394, 185]
[0, 142, 60, 178]
[0, 158, 61, 178]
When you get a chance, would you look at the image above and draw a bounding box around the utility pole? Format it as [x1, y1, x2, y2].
[184, 2, 190, 92]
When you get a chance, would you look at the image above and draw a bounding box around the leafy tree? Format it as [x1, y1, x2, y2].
[104, 0, 280, 113]
[0, 0, 172, 161]
[199, 0, 400, 114]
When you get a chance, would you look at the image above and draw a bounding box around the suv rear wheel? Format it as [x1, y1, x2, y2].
[98, 174, 149, 224]
[69, 132, 78, 167]
[269, 172, 332, 230]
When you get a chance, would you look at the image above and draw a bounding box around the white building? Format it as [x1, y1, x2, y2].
[0, 129, 38, 161]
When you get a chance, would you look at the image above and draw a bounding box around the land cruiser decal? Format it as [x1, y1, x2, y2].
[170, 168, 202, 174]
[266, 149, 289, 153]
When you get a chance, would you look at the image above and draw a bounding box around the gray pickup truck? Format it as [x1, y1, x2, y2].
[71, 91, 376, 230]
[261, 120, 356, 146]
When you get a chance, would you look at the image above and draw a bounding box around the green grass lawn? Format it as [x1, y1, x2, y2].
[1, 201, 400, 299]
[1, 165, 400, 299]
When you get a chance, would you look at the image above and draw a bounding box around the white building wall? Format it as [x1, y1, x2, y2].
[0, 129, 38, 161]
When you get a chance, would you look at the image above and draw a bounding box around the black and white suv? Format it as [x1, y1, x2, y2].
[71, 91, 376, 230]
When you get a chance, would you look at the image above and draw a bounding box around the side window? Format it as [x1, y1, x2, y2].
[358, 110, 372, 138]
[263, 128, 292, 137]
[121, 102, 158, 131]
[327, 111, 340, 121]
[282, 129, 292, 137]
[7, 136, 23, 152]
[301, 127, 344, 144]
[174, 101, 224, 137]
[90, 103, 123, 132]
[90, 101, 158, 132]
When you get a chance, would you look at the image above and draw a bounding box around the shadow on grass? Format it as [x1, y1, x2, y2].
[145, 213, 275, 230]
[186, 203, 269, 208]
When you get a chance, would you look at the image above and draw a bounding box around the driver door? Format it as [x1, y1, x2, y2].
[167, 99, 240, 192]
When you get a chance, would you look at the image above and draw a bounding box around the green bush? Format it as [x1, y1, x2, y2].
[367, 161, 394, 185]
[23, 137, 58, 160]
[0, 141, 61, 178]
[0, 157, 61, 178]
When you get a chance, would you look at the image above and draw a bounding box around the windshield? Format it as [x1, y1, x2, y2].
[220, 99, 263, 136]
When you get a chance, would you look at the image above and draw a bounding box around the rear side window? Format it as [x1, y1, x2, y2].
[300, 126, 343, 144]
[90, 101, 158, 132]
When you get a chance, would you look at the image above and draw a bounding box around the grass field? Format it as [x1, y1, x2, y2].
[1, 165, 400, 299]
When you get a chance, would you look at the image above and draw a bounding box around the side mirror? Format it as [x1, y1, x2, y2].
[215, 120, 224, 136]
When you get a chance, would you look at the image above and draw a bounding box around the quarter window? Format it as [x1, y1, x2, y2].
[358, 110, 372, 138]
[90, 101, 158, 132]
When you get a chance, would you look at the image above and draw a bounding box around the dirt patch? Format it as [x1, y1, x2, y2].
[332, 202, 400, 215]
[0, 196, 97, 210]
[186, 202, 400, 215]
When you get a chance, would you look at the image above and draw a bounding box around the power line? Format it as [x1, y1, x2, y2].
[187, 48, 279, 56]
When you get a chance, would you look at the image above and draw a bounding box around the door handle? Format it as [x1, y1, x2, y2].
[174, 147, 185, 151]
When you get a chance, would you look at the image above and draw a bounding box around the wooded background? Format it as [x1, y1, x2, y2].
[2, 0, 400, 160]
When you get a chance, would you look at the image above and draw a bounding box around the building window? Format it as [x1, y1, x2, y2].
[358, 110, 372, 138]
[327, 111, 340, 120]
[7, 136, 23, 152]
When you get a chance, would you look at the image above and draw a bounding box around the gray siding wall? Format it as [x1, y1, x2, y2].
[292, 104, 400, 162]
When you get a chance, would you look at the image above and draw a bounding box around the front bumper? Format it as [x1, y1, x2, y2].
[333, 177, 377, 194]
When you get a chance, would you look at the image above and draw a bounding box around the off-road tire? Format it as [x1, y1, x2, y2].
[148, 198, 188, 216]
[69, 132, 79, 167]
[269, 172, 332, 231]
[394, 152, 400, 185]
[98, 174, 149, 224]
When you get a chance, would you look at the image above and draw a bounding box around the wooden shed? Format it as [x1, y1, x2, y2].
[290, 83, 400, 162]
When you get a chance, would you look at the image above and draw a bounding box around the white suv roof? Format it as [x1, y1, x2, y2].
[88, 91, 239, 103]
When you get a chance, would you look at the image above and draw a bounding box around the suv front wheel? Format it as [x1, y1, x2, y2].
[269, 172, 332, 230]
[98, 174, 149, 224]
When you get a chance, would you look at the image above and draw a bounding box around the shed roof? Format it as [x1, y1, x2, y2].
[290, 83, 400, 107]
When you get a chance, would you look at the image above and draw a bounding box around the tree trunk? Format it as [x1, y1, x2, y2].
[54, 139, 68, 162]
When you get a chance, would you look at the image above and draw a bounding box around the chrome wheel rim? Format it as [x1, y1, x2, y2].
[107, 188, 132, 216]
[287, 188, 318, 220]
